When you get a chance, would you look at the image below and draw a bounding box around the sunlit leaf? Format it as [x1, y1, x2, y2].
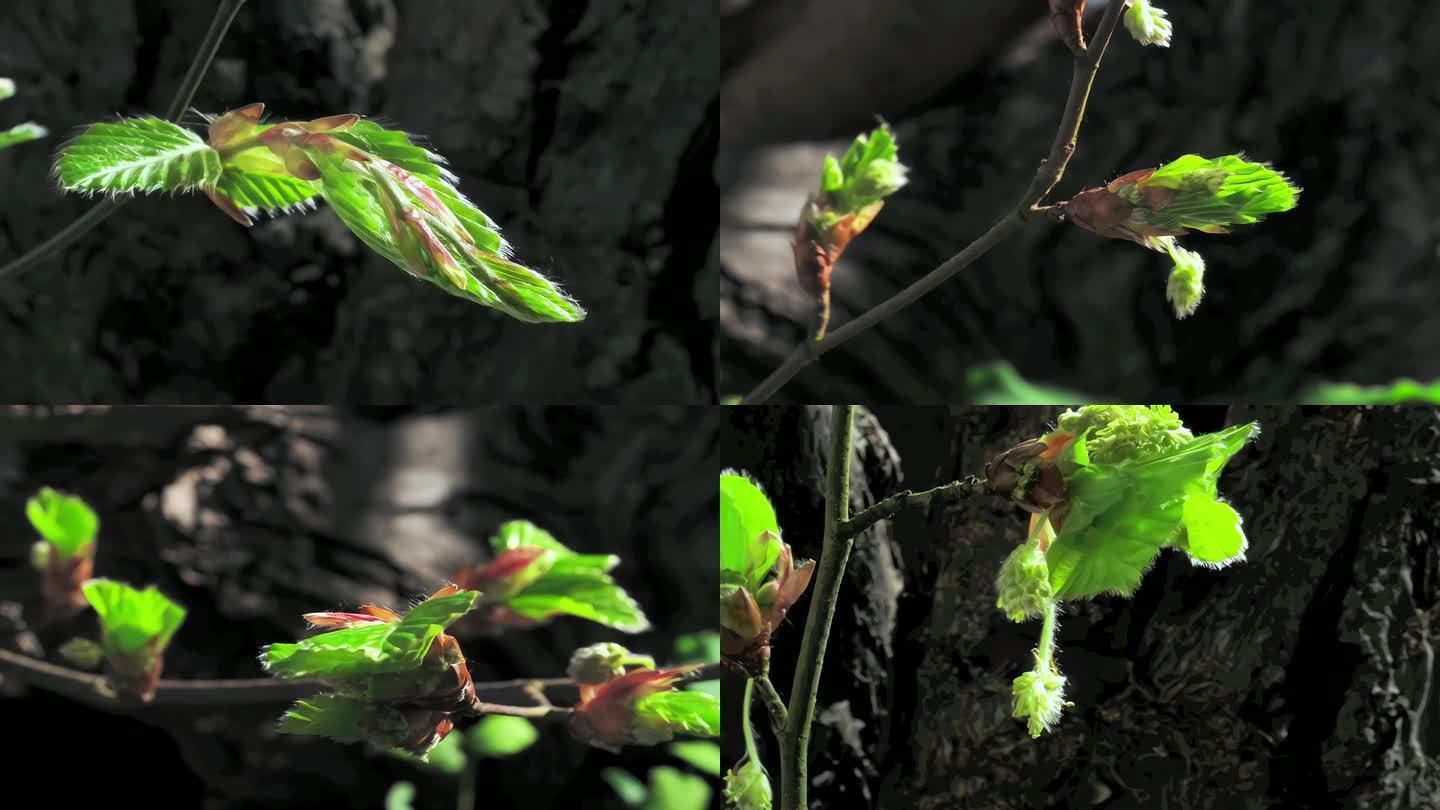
[55, 117, 221, 195]
[467, 715, 538, 757]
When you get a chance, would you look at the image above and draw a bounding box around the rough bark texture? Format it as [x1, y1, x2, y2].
[720, 405, 905, 807]
[721, 1, 1440, 401]
[0, 0, 715, 402]
[0, 405, 719, 809]
[725, 405, 1440, 809]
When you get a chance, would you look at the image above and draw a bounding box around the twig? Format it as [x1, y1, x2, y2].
[0, 647, 650, 715]
[840, 476, 989, 541]
[779, 404, 855, 810]
[754, 672, 788, 737]
[0, 0, 249, 283]
[743, 1, 1130, 403]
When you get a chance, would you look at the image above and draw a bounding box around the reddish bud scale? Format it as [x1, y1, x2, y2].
[569, 665, 698, 751]
[42, 543, 93, 614]
[1049, 0, 1087, 54]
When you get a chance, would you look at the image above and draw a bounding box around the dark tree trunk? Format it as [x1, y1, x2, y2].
[725, 405, 1440, 809]
[1, 405, 719, 809]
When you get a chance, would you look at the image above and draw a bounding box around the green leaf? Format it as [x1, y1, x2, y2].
[642, 766, 712, 810]
[81, 579, 186, 656]
[964, 362, 1090, 405]
[634, 691, 721, 738]
[821, 124, 907, 215]
[213, 165, 320, 217]
[56, 117, 221, 195]
[1300, 379, 1440, 404]
[277, 693, 372, 742]
[0, 121, 46, 151]
[58, 637, 104, 669]
[1178, 496, 1247, 566]
[466, 715, 538, 757]
[505, 562, 651, 633]
[417, 731, 467, 774]
[1138, 154, 1299, 231]
[385, 782, 417, 810]
[489, 520, 574, 555]
[263, 589, 478, 677]
[26, 487, 99, 557]
[720, 472, 783, 592]
[603, 768, 649, 807]
[673, 632, 721, 665]
[1046, 422, 1258, 600]
[668, 741, 721, 776]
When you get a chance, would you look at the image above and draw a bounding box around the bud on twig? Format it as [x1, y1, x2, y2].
[795, 124, 908, 340]
[1049, 0, 1087, 55]
[1123, 0, 1173, 48]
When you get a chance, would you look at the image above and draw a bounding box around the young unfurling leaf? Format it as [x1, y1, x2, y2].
[53, 104, 585, 323]
[81, 578, 187, 702]
[55, 117, 222, 195]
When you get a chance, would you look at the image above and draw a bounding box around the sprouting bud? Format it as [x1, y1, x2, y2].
[1162, 239, 1206, 318]
[1066, 155, 1298, 246]
[1123, 0, 1173, 48]
[724, 757, 775, 810]
[1055, 405, 1193, 464]
[996, 535, 1054, 622]
[454, 546, 558, 601]
[567, 642, 655, 684]
[1048, 0, 1087, 54]
[1011, 653, 1072, 738]
[795, 124, 907, 339]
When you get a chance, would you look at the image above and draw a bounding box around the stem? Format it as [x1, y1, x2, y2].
[742, 1, 1130, 403]
[0, 647, 617, 714]
[779, 405, 855, 810]
[754, 672, 788, 737]
[1037, 600, 1059, 665]
[840, 476, 989, 541]
[0, 0, 249, 283]
[742, 677, 760, 763]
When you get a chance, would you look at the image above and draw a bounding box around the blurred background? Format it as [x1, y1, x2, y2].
[721, 0, 1440, 402]
[722, 404, 1440, 809]
[0, 1, 716, 403]
[0, 405, 719, 809]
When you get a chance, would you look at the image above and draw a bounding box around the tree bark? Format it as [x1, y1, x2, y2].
[726, 405, 1440, 809]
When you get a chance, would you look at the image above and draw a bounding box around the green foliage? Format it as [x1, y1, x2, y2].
[55, 117, 221, 195]
[384, 781, 417, 810]
[673, 631, 721, 664]
[418, 731, 467, 774]
[962, 362, 1089, 405]
[262, 589, 477, 678]
[0, 77, 47, 152]
[668, 741, 721, 777]
[81, 579, 186, 657]
[724, 757, 773, 810]
[1123, 0, 1173, 47]
[213, 163, 319, 217]
[26, 487, 99, 558]
[634, 690, 722, 738]
[1046, 420, 1257, 600]
[1054, 405, 1193, 464]
[604, 766, 713, 810]
[490, 521, 650, 632]
[720, 472, 783, 592]
[818, 124, 908, 222]
[58, 637, 104, 669]
[1136, 154, 1300, 232]
[467, 716, 539, 757]
[275, 694, 373, 742]
[1301, 379, 1440, 404]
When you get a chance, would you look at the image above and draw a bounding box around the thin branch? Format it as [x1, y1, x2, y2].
[841, 476, 989, 541]
[754, 672, 788, 737]
[779, 405, 855, 810]
[0, 647, 707, 717]
[0, 0, 249, 283]
[743, 1, 1130, 403]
